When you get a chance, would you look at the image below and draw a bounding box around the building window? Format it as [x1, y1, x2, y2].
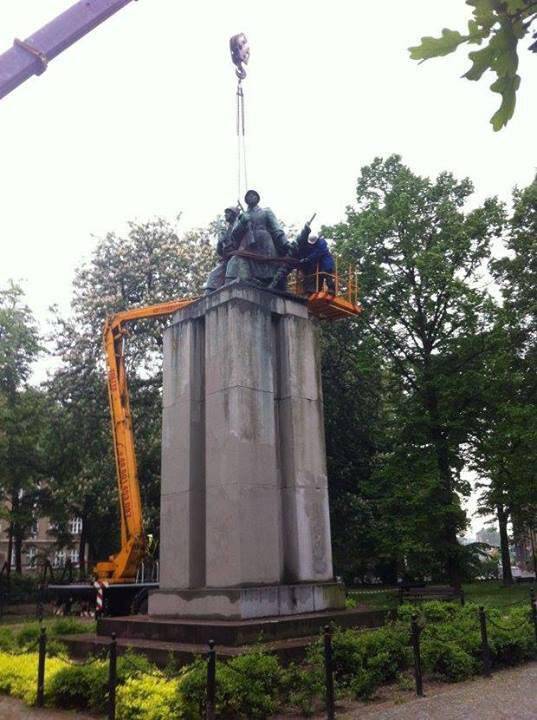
[53, 550, 66, 568]
[68, 517, 83, 535]
[30, 520, 38, 538]
[69, 549, 79, 565]
[26, 546, 37, 567]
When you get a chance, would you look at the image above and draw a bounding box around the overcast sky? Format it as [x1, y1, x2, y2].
[1, 1, 535, 533]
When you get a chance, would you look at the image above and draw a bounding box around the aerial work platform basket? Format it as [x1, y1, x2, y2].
[289, 263, 362, 320]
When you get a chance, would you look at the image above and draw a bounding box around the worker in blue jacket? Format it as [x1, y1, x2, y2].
[268, 221, 336, 293]
[298, 228, 336, 293]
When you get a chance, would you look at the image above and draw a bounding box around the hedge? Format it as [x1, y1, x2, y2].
[0, 601, 535, 718]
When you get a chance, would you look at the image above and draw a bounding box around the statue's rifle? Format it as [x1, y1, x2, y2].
[227, 249, 299, 266]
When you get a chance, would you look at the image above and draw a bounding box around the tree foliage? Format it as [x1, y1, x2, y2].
[410, 1, 537, 130]
[0, 282, 45, 574]
[45, 217, 215, 565]
[326, 155, 505, 584]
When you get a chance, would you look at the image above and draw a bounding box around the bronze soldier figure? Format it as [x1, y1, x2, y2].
[203, 206, 240, 294]
[225, 190, 290, 286]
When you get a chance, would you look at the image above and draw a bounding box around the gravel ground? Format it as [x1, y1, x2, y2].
[342, 661, 537, 719]
[0, 696, 95, 720]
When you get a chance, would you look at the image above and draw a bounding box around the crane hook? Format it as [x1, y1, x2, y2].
[230, 33, 250, 80]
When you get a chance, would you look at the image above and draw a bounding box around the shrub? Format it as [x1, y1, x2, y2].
[0, 628, 15, 652]
[280, 663, 322, 716]
[396, 671, 414, 691]
[307, 624, 410, 694]
[46, 639, 68, 658]
[16, 624, 41, 650]
[487, 608, 536, 666]
[0, 651, 67, 704]
[49, 649, 154, 712]
[117, 674, 182, 720]
[350, 667, 381, 700]
[0, 574, 40, 603]
[50, 618, 95, 636]
[421, 639, 475, 682]
[398, 600, 460, 624]
[180, 650, 285, 720]
[48, 660, 107, 710]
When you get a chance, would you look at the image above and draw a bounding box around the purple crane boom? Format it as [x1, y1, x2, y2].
[0, 0, 135, 101]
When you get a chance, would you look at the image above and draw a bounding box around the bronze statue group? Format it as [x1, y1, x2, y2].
[203, 190, 336, 295]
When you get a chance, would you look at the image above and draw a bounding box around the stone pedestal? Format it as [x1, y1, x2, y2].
[149, 283, 344, 619]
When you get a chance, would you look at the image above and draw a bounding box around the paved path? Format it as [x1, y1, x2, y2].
[344, 662, 537, 719]
[0, 696, 95, 720]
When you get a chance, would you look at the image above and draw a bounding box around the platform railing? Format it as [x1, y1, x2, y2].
[288, 263, 360, 308]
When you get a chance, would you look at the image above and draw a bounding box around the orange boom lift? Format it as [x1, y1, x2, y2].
[94, 298, 196, 582]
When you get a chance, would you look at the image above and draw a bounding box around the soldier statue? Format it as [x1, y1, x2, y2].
[225, 190, 290, 287]
[203, 206, 240, 294]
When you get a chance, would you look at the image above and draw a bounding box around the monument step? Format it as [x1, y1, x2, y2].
[61, 632, 316, 667]
[97, 607, 387, 647]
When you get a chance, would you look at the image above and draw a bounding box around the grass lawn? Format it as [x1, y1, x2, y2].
[350, 580, 535, 611]
[0, 614, 95, 632]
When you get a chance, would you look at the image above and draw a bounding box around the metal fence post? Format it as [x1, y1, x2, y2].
[206, 639, 216, 720]
[36, 582, 44, 622]
[411, 614, 424, 697]
[479, 606, 491, 677]
[108, 632, 117, 720]
[323, 625, 336, 720]
[460, 588, 465, 607]
[36, 626, 46, 707]
[531, 589, 537, 646]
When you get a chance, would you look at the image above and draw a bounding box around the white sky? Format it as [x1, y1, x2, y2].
[1, 0, 535, 534]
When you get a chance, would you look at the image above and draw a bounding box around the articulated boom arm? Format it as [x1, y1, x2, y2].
[0, 0, 135, 101]
[94, 297, 197, 582]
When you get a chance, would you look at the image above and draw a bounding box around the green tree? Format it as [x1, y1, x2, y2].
[410, 0, 537, 130]
[485, 175, 537, 578]
[470, 318, 537, 585]
[0, 282, 43, 575]
[327, 155, 504, 586]
[320, 322, 388, 583]
[47, 217, 215, 568]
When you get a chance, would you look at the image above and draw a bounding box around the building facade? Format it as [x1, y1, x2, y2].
[0, 516, 84, 574]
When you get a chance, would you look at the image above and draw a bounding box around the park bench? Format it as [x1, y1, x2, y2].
[398, 583, 464, 606]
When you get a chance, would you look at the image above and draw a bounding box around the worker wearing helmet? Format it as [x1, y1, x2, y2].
[225, 190, 290, 286]
[298, 231, 336, 293]
[268, 222, 335, 294]
[203, 206, 240, 294]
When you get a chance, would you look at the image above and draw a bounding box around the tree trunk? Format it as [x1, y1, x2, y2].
[5, 523, 13, 579]
[78, 517, 88, 579]
[424, 382, 463, 589]
[496, 504, 513, 587]
[530, 529, 537, 579]
[14, 534, 22, 575]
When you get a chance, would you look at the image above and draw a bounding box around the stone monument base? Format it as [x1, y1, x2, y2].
[57, 605, 387, 668]
[149, 582, 345, 620]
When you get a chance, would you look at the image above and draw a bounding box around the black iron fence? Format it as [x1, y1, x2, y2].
[3, 589, 537, 719]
